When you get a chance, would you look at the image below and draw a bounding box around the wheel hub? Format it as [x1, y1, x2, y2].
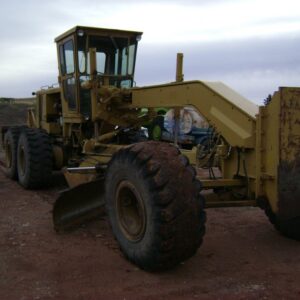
[19, 146, 26, 176]
[116, 181, 146, 242]
[5, 141, 12, 168]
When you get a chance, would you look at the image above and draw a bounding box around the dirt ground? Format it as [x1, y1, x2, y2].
[0, 163, 300, 300]
[0, 103, 300, 299]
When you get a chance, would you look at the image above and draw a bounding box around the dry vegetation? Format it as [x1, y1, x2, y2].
[0, 102, 32, 127]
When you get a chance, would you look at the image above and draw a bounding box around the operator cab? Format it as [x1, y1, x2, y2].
[55, 26, 142, 117]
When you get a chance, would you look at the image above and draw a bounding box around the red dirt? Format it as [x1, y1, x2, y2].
[1, 166, 300, 299]
[0, 103, 299, 298]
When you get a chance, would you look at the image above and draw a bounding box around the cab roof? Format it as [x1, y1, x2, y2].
[54, 26, 143, 43]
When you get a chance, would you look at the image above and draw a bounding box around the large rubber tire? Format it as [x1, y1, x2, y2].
[258, 197, 300, 241]
[105, 141, 206, 271]
[3, 127, 23, 180]
[265, 206, 300, 241]
[17, 128, 53, 189]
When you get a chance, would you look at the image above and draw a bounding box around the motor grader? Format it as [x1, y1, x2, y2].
[1, 26, 300, 271]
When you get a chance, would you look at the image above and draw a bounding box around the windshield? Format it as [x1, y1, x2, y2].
[77, 34, 137, 88]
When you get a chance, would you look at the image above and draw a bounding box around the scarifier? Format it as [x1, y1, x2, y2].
[1, 26, 300, 271]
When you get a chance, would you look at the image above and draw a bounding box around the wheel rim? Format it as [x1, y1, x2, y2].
[116, 181, 146, 242]
[19, 146, 26, 176]
[152, 125, 162, 141]
[5, 141, 12, 168]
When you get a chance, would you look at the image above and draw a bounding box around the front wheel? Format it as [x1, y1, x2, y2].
[105, 141, 206, 271]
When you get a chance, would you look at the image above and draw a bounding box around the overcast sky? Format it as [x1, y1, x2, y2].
[0, 0, 299, 103]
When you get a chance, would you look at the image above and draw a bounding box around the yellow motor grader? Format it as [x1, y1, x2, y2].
[1, 26, 300, 271]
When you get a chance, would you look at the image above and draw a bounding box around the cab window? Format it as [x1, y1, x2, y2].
[60, 40, 75, 75]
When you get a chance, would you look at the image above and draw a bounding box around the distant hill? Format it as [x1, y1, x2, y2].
[0, 97, 35, 105]
[0, 97, 14, 104]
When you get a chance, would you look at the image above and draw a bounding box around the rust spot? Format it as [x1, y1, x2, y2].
[288, 135, 300, 148]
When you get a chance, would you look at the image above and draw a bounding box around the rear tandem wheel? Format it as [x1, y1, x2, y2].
[3, 127, 23, 180]
[105, 141, 206, 271]
[17, 128, 53, 189]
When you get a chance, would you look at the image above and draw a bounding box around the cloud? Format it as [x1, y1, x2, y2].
[135, 34, 300, 103]
[0, 0, 299, 102]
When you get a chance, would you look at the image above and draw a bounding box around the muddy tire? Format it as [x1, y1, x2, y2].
[17, 128, 53, 189]
[278, 218, 300, 240]
[3, 127, 23, 180]
[258, 197, 300, 241]
[265, 207, 300, 241]
[105, 141, 206, 271]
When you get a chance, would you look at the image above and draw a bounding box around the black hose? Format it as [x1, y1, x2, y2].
[242, 156, 250, 199]
[235, 148, 241, 177]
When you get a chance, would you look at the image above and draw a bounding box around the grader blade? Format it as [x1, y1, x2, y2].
[53, 179, 105, 231]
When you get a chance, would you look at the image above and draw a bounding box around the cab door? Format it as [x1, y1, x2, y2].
[58, 38, 78, 113]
